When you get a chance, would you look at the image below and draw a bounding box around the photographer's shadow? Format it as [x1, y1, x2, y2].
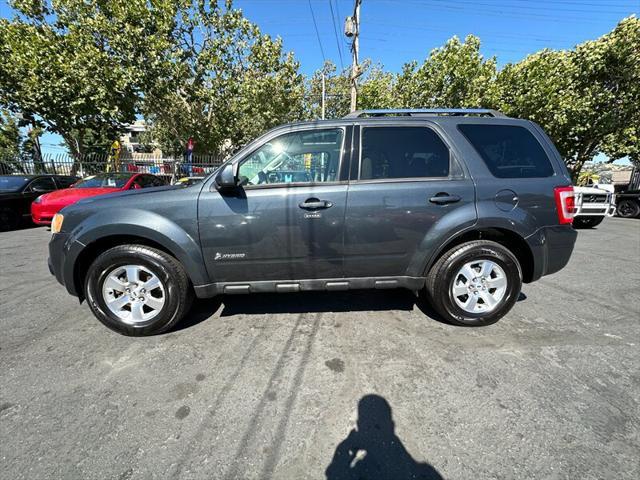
[326, 395, 443, 480]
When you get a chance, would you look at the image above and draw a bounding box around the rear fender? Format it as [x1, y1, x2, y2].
[405, 202, 478, 277]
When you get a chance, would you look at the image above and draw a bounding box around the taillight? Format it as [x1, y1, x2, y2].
[554, 186, 575, 225]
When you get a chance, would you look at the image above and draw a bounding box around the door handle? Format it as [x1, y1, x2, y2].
[299, 198, 333, 210]
[429, 193, 462, 205]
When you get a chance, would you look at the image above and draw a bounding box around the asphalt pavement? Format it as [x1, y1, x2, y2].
[1, 218, 639, 479]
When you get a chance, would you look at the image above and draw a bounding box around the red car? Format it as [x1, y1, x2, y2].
[31, 173, 165, 225]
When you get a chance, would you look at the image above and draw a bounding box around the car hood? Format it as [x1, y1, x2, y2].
[72, 184, 183, 206]
[41, 187, 125, 204]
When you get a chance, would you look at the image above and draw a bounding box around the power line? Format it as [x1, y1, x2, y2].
[308, 0, 327, 63]
[328, 0, 345, 70]
[334, 0, 350, 59]
[370, 0, 633, 23]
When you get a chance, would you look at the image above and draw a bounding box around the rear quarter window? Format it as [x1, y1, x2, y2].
[459, 124, 555, 178]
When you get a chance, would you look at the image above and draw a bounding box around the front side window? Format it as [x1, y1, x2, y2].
[459, 124, 554, 178]
[237, 128, 344, 186]
[360, 127, 450, 180]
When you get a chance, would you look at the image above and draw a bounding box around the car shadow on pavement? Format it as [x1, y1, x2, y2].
[174, 288, 529, 331]
[217, 290, 418, 317]
[172, 297, 223, 331]
[326, 394, 443, 480]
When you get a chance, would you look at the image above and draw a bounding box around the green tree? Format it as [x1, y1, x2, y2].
[304, 61, 396, 118]
[0, 3, 142, 157]
[141, 1, 304, 156]
[394, 35, 498, 108]
[359, 64, 396, 110]
[304, 61, 351, 119]
[0, 111, 21, 159]
[497, 16, 639, 177]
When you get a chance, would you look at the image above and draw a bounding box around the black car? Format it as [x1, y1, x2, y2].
[0, 174, 78, 231]
[48, 109, 578, 336]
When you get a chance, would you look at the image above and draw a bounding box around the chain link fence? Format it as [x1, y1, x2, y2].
[0, 153, 225, 183]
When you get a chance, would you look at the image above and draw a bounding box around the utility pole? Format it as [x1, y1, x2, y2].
[321, 72, 326, 120]
[345, 0, 362, 113]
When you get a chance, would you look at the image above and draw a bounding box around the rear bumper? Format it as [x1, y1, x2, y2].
[526, 224, 577, 282]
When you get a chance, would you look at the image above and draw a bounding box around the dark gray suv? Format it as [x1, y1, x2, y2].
[48, 109, 577, 336]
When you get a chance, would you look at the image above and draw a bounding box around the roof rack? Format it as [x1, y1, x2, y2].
[343, 108, 506, 119]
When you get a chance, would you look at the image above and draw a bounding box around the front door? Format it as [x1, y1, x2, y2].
[343, 124, 476, 278]
[198, 127, 349, 283]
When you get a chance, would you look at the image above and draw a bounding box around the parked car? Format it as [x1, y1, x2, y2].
[614, 167, 640, 219]
[48, 108, 577, 336]
[572, 183, 616, 228]
[32, 172, 166, 225]
[0, 174, 78, 231]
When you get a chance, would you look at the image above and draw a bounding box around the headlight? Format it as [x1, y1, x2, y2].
[51, 213, 64, 234]
[33, 195, 44, 204]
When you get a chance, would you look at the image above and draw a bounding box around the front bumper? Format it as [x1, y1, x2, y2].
[48, 232, 84, 297]
[526, 224, 577, 282]
[574, 192, 616, 217]
[31, 203, 59, 225]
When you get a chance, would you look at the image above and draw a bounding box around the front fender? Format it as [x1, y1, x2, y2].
[67, 208, 208, 286]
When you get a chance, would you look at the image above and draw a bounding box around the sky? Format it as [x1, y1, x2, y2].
[1, 0, 638, 155]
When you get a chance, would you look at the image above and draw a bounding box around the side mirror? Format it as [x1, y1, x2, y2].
[132, 182, 142, 190]
[215, 163, 238, 191]
[31, 186, 49, 193]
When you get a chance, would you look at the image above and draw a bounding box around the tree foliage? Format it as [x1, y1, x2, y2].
[0, 1, 637, 178]
[0, 111, 21, 159]
[394, 35, 498, 108]
[497, 16, 639, 177]
[0, 1, 146, 155]
[142, 1, 304, 156]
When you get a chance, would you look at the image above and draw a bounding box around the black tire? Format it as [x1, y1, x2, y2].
[0, 207, 20, 232]
[616, 199, 640, 219]
[425, 240, 522, 326]
[572, 216, 604, 229]
[85, 245, 193, 336]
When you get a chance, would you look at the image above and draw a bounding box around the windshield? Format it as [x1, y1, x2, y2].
[0, 176, 30, 192]
[74, 174, 132, 189]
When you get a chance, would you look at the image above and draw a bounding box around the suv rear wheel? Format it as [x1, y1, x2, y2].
[425, 240, 522, 326]
[85, 245, 192, 336]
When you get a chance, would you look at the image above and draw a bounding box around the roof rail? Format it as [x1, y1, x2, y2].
[343, 108, 506, 119]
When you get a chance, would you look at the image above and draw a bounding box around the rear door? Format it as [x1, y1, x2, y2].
[198, 126, 350, 283]
[343, 123, 476, 278]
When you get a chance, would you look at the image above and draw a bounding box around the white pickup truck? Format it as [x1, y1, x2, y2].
[573, 183, 616, 228]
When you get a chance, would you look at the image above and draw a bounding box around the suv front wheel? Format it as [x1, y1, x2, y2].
[85, 245, 193, 336]
[426, 240, 522, 326]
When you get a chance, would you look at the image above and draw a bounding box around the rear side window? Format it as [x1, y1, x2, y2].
[360, 127, 450, 180]
[459, 124, 554, 178]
